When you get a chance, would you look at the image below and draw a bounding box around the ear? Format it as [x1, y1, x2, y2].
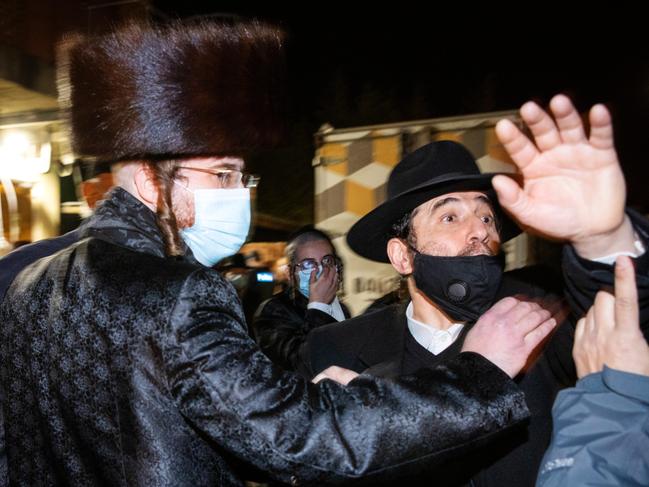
[133, 164, 158, 207]
[387, 238, 414, 275]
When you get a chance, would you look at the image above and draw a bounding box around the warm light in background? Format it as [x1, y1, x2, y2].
[0, 126, 59, 250]
[0, 129, 52, 182]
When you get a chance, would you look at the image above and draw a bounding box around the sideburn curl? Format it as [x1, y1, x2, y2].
[145, 160, 184, 257]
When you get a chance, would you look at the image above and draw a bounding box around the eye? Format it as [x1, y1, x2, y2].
[441, 214, 456, 223]
[298, 259, 317, 272]
[481, 215, 494, 224]
[216, 171, 232, 185]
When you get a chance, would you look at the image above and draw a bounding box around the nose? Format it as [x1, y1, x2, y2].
[467, 216, 489, 244]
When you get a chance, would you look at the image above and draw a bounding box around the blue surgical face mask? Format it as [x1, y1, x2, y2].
[178, 185, 251, 267]
[297, 266, 323, 299]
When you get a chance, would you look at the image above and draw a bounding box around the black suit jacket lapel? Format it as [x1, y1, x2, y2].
[357, 304, 408, 373]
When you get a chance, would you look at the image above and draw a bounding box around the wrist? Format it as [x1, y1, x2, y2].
[572, 215, 637, 260]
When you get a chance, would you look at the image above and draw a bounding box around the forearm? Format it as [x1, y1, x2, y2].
[563, 209, 649, 321]
[170, 270, 530, 484]
[172, 340, 529, 484]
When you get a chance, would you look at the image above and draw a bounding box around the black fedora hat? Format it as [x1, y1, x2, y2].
[346, 140, 521, 262]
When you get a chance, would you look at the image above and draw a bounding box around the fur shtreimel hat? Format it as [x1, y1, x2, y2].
[57, 20, 286, 163]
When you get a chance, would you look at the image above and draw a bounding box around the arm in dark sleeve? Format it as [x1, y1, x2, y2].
[536, 367, 649, 487]
[563, 208, 649, 330]
[553, 208, 649, 384]
[252, 293, 338, 371]
[165, 269, 530, 485]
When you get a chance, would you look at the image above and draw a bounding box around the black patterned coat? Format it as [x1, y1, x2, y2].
[0, 188, 529, 486]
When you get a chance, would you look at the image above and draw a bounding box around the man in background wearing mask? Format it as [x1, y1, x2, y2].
[301, 95, 649, 486]
[253, 226, 350, 370]
[0, 21, 559, 486]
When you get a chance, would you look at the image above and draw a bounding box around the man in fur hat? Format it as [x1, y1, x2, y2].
[0, 21, 557, 486]
[300, 95, 649, 486]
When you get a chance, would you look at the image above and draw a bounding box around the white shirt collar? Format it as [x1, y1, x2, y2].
[307, 296, 346, 322]
[405, 301, 464, 355]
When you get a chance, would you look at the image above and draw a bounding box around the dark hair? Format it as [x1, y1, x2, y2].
[145, 160, 184, 257]
[388, 209, 419, 250]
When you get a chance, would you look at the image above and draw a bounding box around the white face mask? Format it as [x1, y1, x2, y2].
[296, 265, 323, 299]
[178, 185, 251, 267]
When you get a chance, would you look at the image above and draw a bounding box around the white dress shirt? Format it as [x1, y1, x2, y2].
[307, 297, 346, 322]
[405, 302, 464, 355]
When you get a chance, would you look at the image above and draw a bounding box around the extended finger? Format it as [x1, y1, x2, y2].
[588, 103, 615, 150]
[614, 255, 639, 332]
[574, 316, 586, 346]
[516, 307, 553, 335]
[520, 100, 562, 150]
[495, 118, 539, 171]
[491, 175, 533, 227]
[499, 300, 543, 328]
[549, 94, 587, 144]
[309, 268, 318, 284]
[523, 317, 558, 350]
[484, 296, 521, 317]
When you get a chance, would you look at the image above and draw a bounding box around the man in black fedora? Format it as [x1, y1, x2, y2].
[300, 94, 649, 486]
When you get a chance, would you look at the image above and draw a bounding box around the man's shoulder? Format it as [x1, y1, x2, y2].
[0, 229, 80, 271]
[0, 230, 85, 301]
[13, 235, 230, 298]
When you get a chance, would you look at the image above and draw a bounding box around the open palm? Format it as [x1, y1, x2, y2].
[494, 95, 626, 243]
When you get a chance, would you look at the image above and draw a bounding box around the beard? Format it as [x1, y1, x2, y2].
[171, 183, 195, 229]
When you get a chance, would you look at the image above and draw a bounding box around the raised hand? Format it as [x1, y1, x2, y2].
[308, 264, 339, 304]
[495, 94, 635, 259]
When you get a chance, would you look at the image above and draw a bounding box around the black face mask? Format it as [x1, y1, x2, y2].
[412, 251, 504, 323]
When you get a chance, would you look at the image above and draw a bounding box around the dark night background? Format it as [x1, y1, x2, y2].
[149, 3, 649, 228]
[9, 2, 649, 230]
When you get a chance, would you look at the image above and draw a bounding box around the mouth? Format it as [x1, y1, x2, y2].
[458, 244, 495, 257]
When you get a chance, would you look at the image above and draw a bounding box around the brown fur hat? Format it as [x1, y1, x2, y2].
[57, 20, 286, 162]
